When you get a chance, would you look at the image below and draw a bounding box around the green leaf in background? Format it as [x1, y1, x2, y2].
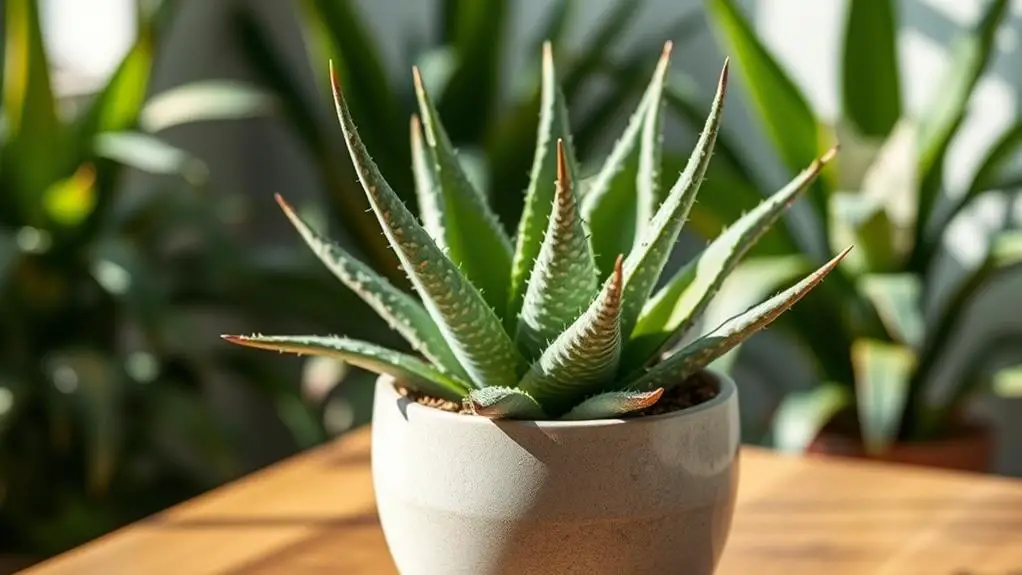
[436, 0, 508, 144]
[704, 0, 824, 198]
[46, 350, 125, 496]
[3, 0, 64, 214]
[411, 68, 514, 313]
[561, 388, 664, 420]
[41, 165, 98, 228]
[234, 4, 405, 283]
[74, 17, 154, 146]
[223, 335, 471, 402]
[852, 339, 916, 454]
[299, 0, 405, 184]
[560, 0, 642, 100]
[93, 131, 209, 182]
[828, 192, 896, 274]
[856, 119, 919, 263]
[968, 119, 1022, 194]
[582, 43, 673, 278]
[139, 81, 278, 133]
[924, 119, 1022, 265]
[0, 230, 17, 288]
[858, 273, 924, 347]
[705, 255, 811, 374]
[467, 386, 546, 420]
[910, 231, 1022, 429]
[915, 0, 1010, 249]
[771, 383, 850, 453]
[993, 365, 1022, 398]
[840, 0, 901, 138]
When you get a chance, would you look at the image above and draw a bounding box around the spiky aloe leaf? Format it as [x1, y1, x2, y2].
[516, 141, 599, 360]
[617, 61, 730, 341]
[581, 42, 673, 277]
[411, 67, 513, 312]
[466, 387, 546, 420]
[622, 146, 835, 370]
[626, 246, 852, 391]
[561, 388, 664, 421]
[410, 115, 446, 250]
[273, 193, 468, 380]
[518, 257, 625, 416]
[222, 335, 470, 402]
[330, 63, 524, 389]
[507, 43, 581, 328]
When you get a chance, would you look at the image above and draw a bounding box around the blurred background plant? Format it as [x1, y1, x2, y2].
[0, 0, 379, 561]
[683, 0, 1022, 464]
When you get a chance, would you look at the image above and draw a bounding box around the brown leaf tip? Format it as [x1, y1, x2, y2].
[632, 387, 664, 408]
[719, 58, 730, 92]
[555, 138, 569, 189]
[661, 40, 674, 60]
[273, 192, 296, 217]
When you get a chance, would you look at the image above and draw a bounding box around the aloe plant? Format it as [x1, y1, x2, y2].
[225, 44, 849, 421]
[688, 0, 1022, 452]
[228, 0, 704, 286]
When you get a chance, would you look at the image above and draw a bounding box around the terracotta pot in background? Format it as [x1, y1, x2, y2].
[807, 414, 995, 473]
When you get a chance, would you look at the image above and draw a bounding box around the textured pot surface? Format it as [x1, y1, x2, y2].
[808, 423, 994, 473]
[370, 372, 741, 575]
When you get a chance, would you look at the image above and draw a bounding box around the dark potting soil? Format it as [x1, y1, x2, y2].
[396, 370, 719, 420]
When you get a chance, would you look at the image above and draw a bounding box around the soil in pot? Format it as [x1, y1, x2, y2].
[807, 408, 994, 473]
[396, 370, 720, 418]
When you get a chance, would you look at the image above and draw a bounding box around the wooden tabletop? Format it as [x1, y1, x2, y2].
[21, 426, 1022, 575]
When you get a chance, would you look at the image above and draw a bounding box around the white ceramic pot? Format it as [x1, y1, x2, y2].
[371, 371, 741, 575]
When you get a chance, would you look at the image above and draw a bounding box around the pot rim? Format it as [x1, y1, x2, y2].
[376, 369, 736, 430]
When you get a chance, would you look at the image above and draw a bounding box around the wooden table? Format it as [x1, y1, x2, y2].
[21, 426, 1022, 575]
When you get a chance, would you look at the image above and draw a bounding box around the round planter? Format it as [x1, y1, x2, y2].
[370, 370, 741, 575]
[807, 419, 994, 473]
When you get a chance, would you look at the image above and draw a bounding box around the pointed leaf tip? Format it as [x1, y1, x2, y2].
[561, 387, 664, 420]
[821, 144, 839, 164]
[662, 40, 674, 59]
[556, 138, 568, 185]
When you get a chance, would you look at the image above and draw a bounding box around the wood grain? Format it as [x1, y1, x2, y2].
[21, 427, 1022, 575]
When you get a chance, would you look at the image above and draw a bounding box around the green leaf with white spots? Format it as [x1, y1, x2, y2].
[330, 64, 524, 389]
[561, 388, 664, 420]
[617, 61, 730, 342]
[581, 43, 673, 277]
[222, 335, 470, 402]
[508, 43, 581, 329]
[626, 246, 852, 391]
[518, 259, 624, 416]
[274, 193, 468, 380]
[467, 387, 546, 420]
[411, 67, 513, 313]
[516, 141, 599, 360]
[623, 147, 833, 371]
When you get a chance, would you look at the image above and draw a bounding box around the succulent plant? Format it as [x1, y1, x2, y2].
[224, 43, 850, 421]
[691, 0, 1022, 453]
